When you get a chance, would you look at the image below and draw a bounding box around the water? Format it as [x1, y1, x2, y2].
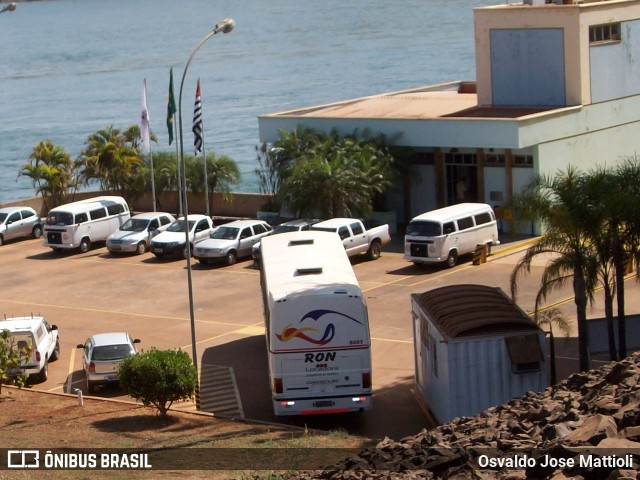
[0, 0, 487, 204]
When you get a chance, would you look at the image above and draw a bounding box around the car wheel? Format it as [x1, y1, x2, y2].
[79, 238, 91, 253]
[446, 250, 458, 268]
[136, 241, 147, 255]
[182, 245, 191, 259]
[485, 243, 492, 256]
[51, 340, 60, 361]
[38, 362, 48, 382]
[225, 250, 237, 266]
[32, 225, 43, 238]
[87, 379, 95, 394]
[0, 235, 3, 247]
[366, 240, 382, 260]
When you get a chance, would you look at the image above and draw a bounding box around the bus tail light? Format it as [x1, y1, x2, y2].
[273, 377, 283, 394]
[362, 371, 371, 389]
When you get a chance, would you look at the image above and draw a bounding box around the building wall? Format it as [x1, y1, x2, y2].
[590, 19, 640, 103]
[475, 1, 640, 108]
[490, 28, 566, 107]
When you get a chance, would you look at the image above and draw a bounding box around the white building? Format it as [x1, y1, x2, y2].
[258, 0, 640, 233]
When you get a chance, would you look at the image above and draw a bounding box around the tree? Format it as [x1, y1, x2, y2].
[278, 130, 395, 218]
[254, 127, 325, 213]
[510, 167, 598, 372]
[118, 348, 197, 417]
[76, 125, 147, 204]
[0, 330, 33, 395]
[18, 140, 77, 210]
[184, 153, 241, 214]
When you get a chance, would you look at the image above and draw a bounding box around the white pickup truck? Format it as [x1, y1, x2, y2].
[310, 218, 391, 260]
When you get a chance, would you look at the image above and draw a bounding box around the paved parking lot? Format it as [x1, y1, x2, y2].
[0, 233, 614, 440]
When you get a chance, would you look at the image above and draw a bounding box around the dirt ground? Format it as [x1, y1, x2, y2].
[0, 387, 370, 480]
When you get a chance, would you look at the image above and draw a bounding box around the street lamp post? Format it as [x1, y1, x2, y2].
[177, 18, 235, 410]
[0, 2, 17, 14]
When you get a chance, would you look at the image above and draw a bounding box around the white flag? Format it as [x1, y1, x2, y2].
[141, 79, 151, 153]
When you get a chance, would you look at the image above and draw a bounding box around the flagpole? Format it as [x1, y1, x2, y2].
[177, 18, 235, 411]
[174, 121, 183, 216]
[143, 79, 157, 212]
[194, 78, 210, 217]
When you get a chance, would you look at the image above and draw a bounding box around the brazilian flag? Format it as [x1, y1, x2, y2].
[167, 67, 177, 145]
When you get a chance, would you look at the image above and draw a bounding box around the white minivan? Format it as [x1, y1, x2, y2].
[43, 196, 130, 253]
[404, 203, 500, 268]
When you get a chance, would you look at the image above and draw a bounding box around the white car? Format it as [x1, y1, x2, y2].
[106, 211, 175, 255]
[0, 206, 42, 247]
[1, 316, 60, 382]
[194, 219, 272, 266]
[77, 332, 141, 393]
[150, 214, 214, 258]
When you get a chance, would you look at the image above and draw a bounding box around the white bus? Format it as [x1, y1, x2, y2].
[259, 230, 373, 416]
[43, 196, 130, 253]
[404, 203, 500, 268]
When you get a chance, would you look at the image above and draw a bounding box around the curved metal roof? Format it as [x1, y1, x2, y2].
[411, 284, 540, 339]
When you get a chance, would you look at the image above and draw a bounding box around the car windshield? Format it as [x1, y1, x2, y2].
[167, 219, 195, 233]
[92, 344, 134, 361]
[274, 225, 301, 234]
[406, 221, 442, 237]
[46, 211, 74, 226]
[120, 218, 148, 232]
[211, 226, 239, 240]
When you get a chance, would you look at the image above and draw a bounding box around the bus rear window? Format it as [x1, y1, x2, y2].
[406, 221, 441, 237]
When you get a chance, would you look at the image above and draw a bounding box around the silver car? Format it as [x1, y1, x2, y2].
[194, 219, 273, 266]
[106, 211, 175, 255]
[77, 332, 141, 393]
[0, 206, 42, 246]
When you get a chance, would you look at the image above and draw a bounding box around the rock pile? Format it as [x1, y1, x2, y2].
[300, 353, 640, 480]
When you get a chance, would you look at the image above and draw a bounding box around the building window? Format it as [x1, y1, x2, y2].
[589, 23, 621, 45]
[513, 155, 533, 167]
[445, 152, 477, 165]
[428, 334, 438, 378]
[485, 154, 505, 166]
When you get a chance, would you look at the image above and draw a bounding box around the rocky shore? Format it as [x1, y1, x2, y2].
[300, 352, 640, 480]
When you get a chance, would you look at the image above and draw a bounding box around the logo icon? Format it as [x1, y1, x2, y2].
[276, 309, 362, 345]
[7, 450, 39, 469]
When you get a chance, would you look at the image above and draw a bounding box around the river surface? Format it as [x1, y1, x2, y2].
[0, 0, 488, 203]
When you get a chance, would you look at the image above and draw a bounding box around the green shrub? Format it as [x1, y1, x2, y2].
[0, 329, 33, 394]
[119, 348, 197, 417]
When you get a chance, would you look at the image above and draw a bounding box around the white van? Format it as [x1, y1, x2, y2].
[43, 196, 130, 253]
[404, 203, 499, 268]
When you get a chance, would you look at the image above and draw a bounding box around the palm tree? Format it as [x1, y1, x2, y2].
[77, 125, 146, 203]
[610, 158, 640, 358]
[278, 130, 394, 218]
[510, 167, 598, 372]
[18, 140, 77, 210]
[184, 153, 241, 214]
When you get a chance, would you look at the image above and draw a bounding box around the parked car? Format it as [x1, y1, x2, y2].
[193, 219, 273, 266]
[252, 218, 320, 268]
[106, 211, 176, 255]
[0, 206, 42, 246]
[150, 214, 214, 259]
[310, 218, 391, 260]
[1, 316, 59, 382]
[76, 332, 140, 393]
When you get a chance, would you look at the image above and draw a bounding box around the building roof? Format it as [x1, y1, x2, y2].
[411, 285, 541, 339]
[260, 82, 558, 121]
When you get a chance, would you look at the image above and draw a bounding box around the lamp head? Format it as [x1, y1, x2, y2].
[214, 18, 235, 34]
[1, 2, 17, 13]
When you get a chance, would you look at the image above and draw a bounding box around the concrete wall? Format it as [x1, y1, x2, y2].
[0, 191, 274, 219]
